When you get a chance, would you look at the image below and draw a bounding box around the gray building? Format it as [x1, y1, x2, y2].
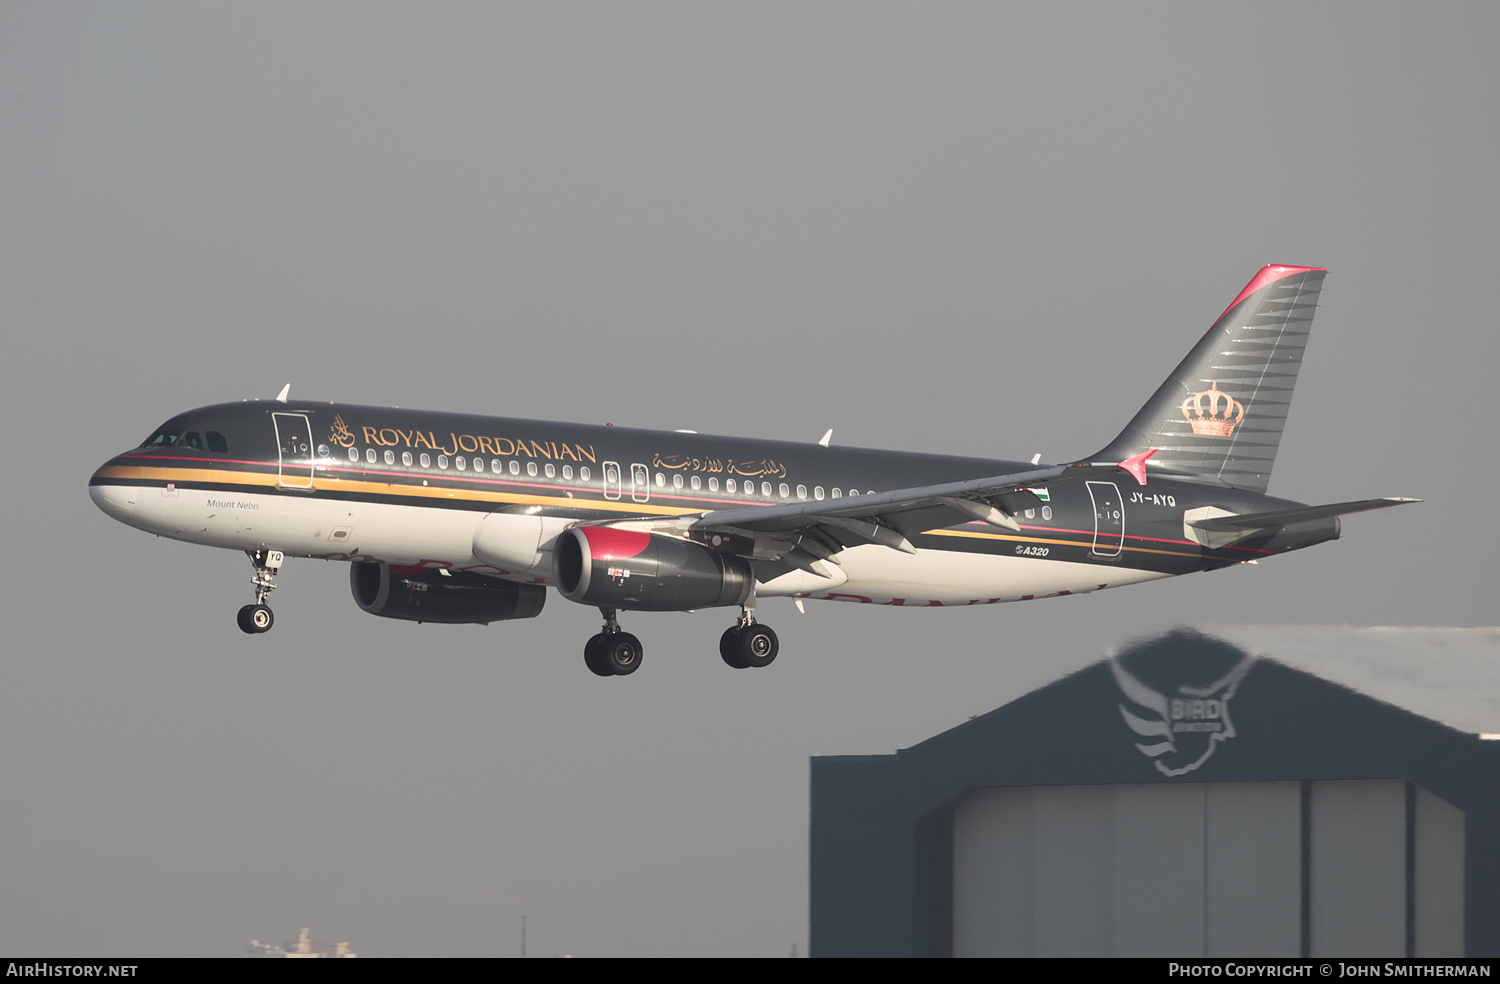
[810, 627, 1500, 957]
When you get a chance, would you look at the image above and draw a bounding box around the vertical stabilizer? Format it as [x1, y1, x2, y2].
[1091, 265, 1326, 494]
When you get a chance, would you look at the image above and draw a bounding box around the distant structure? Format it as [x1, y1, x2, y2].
[811, 626, 1500, 958]
[247, 927, 357, 958]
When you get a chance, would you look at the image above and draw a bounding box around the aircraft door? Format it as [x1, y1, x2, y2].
[602, 462, 622, 501]
[631, 463, 649, 503]
[1087, 481, 1123, 557]
[273, 413, 314, 489]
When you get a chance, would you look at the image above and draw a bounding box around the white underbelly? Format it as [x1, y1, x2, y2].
[104, 486, 1168, 605]
[760, 543, 1167, 607]
[102, 485, 485, 568]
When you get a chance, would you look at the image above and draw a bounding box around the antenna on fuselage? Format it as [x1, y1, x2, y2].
[275, 383, 290, 403]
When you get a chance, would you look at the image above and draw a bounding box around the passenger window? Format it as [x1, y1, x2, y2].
[456, 456, 466, 470]
[579, 466, 591, 482]
[673, 474, 683, 489]
[491, 459, 501, 473]
[832, 489, 843, 498]
[779, 483, 789, 498]
[527, 462, 537, 476]
[545, 463, 556, 478]
[509, 461, 519, 475]
[797, 485, 807, 499]
[690, 475, 701, 491]
[726, 479, 737, 492]
[1042, 506, 1053, 520]
[207, 432, 229, 453]
[1025, 508, 1035, 519]
[815, 486, 824, 500]
[762, 482, 772, 496]
[384, 450, 395, 465]
[348, 447, 359, 462]
[420, 453, 431, 467]
[438, 455, 448, 469]
[403, 452, 413, 466]
[655, 473, 665, 487]
[709, 477, 719, 491]
[366, 449, 377, 464]
[849, 489, 859, 497]
[563, 465, 573, 480]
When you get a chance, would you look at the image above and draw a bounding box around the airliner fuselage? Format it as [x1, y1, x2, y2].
[87, 266, 1415, 675]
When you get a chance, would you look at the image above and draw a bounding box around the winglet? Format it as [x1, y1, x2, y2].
[275, 383, 290, 404]
[1119, 448, 1158, 486]
[818, 429, 833, 447]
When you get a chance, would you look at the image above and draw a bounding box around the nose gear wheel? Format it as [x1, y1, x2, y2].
[236, 549, 283, 634]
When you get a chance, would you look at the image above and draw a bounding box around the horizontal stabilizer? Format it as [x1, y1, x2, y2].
[1187, 497, 1420, 533]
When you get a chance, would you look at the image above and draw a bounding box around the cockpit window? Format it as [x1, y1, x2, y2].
[206, 432, 228, 453]
[140, 429, 203, 450]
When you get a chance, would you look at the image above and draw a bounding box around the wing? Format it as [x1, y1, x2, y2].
[603, 449, 1158, 579]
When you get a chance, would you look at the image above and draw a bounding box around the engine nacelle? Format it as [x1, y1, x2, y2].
[350, 563, 547, 624]
[554, 527, 753, 611]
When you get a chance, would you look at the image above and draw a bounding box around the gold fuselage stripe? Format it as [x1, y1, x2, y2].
[96, 464, 702, 517]
[95, 464, 1205, 560]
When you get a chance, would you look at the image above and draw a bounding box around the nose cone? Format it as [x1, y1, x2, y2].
[89, 459, 138, 521]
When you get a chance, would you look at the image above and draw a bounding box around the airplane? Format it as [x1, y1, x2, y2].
[89, 265, 1416, 676]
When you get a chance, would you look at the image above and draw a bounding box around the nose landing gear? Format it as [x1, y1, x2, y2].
[584, 608, 643, 676]
[236, 549, 283, 635]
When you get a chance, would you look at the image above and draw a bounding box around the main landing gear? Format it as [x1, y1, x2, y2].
[581, 600, 780, 677]
[584, 608, 643, 677]
[236, 549, 283, 635]
[720, 599, 778, 670]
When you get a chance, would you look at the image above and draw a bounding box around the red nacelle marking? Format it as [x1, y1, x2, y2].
[580, 526, 651, 560]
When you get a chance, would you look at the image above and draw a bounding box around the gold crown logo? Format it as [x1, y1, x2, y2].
[1180, 383, 1244, 437]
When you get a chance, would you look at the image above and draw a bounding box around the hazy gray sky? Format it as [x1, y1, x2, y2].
[3, 2, 1495, 957]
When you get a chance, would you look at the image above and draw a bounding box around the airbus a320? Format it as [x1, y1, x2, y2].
[89, 265, 1416, 676]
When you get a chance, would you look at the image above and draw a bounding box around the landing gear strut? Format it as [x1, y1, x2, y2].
[720, 598, 778, 669]
[584, 608, 643, 676]
[236, 549, 283, 635]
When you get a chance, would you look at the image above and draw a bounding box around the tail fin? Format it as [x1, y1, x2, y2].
[1091, 265, 1327, 494]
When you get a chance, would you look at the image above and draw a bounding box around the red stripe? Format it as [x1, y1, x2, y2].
[999, 522, 1276, 555]
[119, 453, 272, 469]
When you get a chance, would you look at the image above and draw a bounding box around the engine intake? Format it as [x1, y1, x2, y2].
[554, 527, 753, 611]
[350, 563, 547, 624]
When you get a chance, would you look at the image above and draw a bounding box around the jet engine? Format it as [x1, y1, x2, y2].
[349, 563, 547, 624]
[554, 527, 753, 611]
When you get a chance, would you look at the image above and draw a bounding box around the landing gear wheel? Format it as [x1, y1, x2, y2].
[604, 632, 643, 676]
[737, 624, 778, 668]
[584, 634, 613, 677]
[237, 604, 273, 634]
[720, 626, 750, 669]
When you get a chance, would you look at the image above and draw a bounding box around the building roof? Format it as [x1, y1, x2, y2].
[1190, 626, 1500, 738]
